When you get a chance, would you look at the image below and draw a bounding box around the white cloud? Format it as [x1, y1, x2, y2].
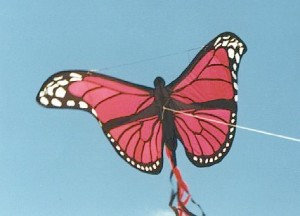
[150, 209, 174, 216]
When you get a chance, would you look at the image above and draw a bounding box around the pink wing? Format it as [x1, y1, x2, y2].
[36, 71, 163, 174]
[175, 108, 236, 166]
[168, 32, 247, 166]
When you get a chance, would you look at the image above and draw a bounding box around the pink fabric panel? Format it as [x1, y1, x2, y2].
[202, 130, 219, 152]
[141, 119, 154, 141]
[196, 109, 230, 133]
[126, 133, 140, 158]
[174, 50, 214, 91]
[68, 81, 100, 97]
[197, 135, 214, 155]
[109, 117, 162, 164]
[200, 65, 231, 82]
[84, 88, 119, 107]
[84, 76, 149, 95]
[209, 48, 229, 66]
[136, 97, 155, 113]
[175, 109, 231, 156]
[142, 142, 151, 163]
[172, 80, 233, 103]
[95, 94, 153, 123]
[176, 118, 202, 155]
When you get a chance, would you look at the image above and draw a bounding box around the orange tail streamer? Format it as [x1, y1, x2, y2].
[165, 148, 205, 216]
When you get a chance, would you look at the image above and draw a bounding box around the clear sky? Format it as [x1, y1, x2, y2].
[1, 1, 300, 215]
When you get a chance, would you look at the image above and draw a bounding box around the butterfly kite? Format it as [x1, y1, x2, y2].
[37, 32, 247, 216]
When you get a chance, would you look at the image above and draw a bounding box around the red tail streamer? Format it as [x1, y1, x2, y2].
[165, 148, 205, 216]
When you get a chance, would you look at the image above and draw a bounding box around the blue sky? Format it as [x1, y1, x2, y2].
[1, 1, 300, 215]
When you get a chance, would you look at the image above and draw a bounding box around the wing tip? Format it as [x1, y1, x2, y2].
[214, 32, 248, 54]
[36, 71, 92, 110]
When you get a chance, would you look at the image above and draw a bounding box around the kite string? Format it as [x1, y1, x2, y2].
[94, 46, 203, 71]
[163, 106, 300, 143]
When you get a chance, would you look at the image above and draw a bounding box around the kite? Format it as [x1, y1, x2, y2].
[36, 32, 247, 215]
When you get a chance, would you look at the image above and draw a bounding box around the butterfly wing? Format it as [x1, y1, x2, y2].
[167, 32, 247, 167]
[37, 71, 163, 174]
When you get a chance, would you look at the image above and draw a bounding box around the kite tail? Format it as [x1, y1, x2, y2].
[165, 148, 205, 216]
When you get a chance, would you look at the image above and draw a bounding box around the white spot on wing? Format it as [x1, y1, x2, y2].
[70, 72, 82, 78]
[214, 37, 221, 46]
[67, 100, 75, 106]
[47, 83, 59, 96]
[232, 71, 237, 80]
[222, 40, 229, 46]
[51, 98, 62, 107]
[39, 91, 45, 97]
[235, 53, 240, 63]
[40, 97, 49, 105]
[229, 41, 238, 49]
[70, 77, 82, 82]
[79, 101, 88, 109]
[234, 82, 238, 90]
[53, 76, 63, 81]
[228, 48, 235, 59]
[55, 87, 66, 98]
[46, 86, 54, 96]
[234, 95, 238, 102]
[92, 109, 97, 117]
[233, 63, 237, 71]
[46, 81, 54, 87]
[57, 80, 69, 86]
[239, 47, 244, 55]
[215, 43, 222, 49]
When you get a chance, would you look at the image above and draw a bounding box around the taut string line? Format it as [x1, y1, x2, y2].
[163, 106, 300, 143]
